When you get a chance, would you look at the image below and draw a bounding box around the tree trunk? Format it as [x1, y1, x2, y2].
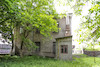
[93, 45, 96, 63]
[19, 41, 24, 57]
[20, 50, 23, 57]
[15, 45, 20, 56]
[10, 27, 15, 56]
[10, 42, 15, 56]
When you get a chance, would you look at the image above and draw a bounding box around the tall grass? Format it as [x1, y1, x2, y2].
[0, 55, 100, 67]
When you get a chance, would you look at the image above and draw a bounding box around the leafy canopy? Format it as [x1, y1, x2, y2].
[0, 0, 59, 51]
[75, 1, 100, 46]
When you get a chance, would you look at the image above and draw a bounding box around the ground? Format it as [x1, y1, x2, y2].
[0, 55, 100, 67]
[85, 47, 100, 51]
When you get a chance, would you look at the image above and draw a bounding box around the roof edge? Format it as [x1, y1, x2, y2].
[55, 36, 72, 39]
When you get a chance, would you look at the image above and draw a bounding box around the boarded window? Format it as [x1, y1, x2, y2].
[35, 42, 40, 52]
[61, 45, 68, 53]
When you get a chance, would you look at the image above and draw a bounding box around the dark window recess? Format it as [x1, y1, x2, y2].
[57, 21, 59, 28]
[53, 42, 56, 54]
[65, 47, 67, 53]
[35, 42, 40, 52]
[61, 45, 68, 53]
[61, 46, 63, 53]
[53, 21, 59, 33]
[36, 29, 40, 34]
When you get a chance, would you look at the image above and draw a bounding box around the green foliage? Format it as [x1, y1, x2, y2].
[0, 55, 100, 67]
[0, 0, 14, 39]
[85, 46, 100, 51]
[85, 48, 100, 51]
[17, 0, 59, 50]
[0, 0, 59, 52]
[0, 0, 59, 36]
[76, 1, 100, 46]
[17, 0, 58, 36]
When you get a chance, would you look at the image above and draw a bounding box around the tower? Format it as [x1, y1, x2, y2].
[65, 13, 73, 36]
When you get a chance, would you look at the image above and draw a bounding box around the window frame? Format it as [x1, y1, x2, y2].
[61, 45, 68, 54]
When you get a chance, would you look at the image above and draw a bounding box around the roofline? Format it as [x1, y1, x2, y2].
[55, 36, 72, 39]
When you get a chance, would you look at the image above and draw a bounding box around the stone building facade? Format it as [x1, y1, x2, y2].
[15, 13, 73, 60]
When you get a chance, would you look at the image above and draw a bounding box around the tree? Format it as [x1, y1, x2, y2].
[0, 0, 20, 55]
[0, 0, 59, 56]
[76, 1, 100, 62]
[71, 0, 100, 46]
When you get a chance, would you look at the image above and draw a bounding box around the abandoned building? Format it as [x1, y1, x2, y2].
[14, 13, 73, 60]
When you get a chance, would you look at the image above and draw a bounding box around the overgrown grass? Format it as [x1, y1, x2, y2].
[85, 48, 100, 51]
[84, 46, 100, 51]
[0, 55, 100, 67]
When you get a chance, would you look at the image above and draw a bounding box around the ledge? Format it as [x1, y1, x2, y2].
[55, 36, 72, 40]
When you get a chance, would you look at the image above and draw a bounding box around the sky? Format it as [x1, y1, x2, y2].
[54, 0, 92, 47]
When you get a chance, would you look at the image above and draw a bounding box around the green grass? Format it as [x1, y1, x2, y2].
[0, 55, 100, 67]
[85, 48, 100, 51]
[84, 46, 100, 51]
